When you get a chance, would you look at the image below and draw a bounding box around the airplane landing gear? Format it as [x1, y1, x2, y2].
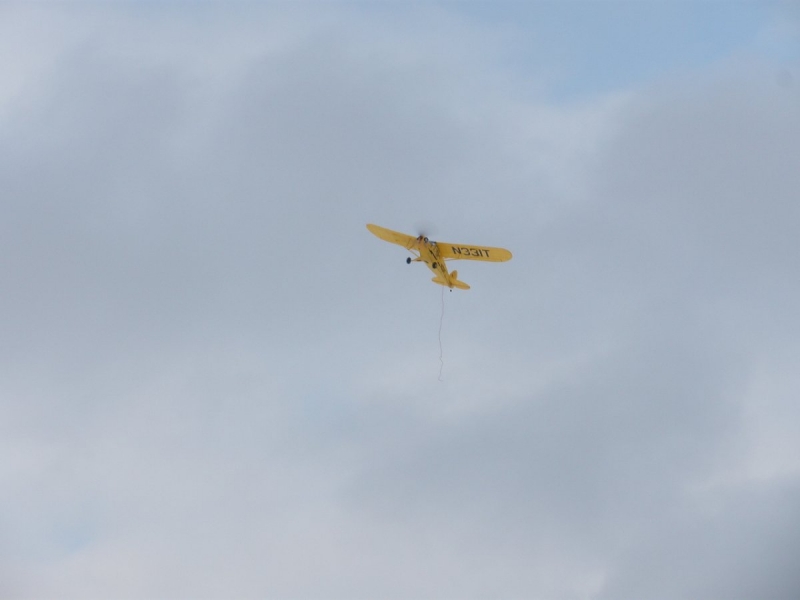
[406, 257, 412, 264]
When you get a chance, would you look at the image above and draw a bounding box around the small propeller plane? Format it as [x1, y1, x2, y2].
[367, 223, 512, 290]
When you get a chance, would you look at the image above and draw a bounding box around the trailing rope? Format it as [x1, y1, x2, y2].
[438, 284, 445, 381]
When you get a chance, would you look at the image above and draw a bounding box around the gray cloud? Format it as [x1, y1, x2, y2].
[1, 4, 799, 599]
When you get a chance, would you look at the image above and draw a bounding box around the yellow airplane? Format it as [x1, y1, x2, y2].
[367, 223, 512, 290]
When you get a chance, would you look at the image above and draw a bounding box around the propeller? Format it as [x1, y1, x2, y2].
[414, 220, 438, 241]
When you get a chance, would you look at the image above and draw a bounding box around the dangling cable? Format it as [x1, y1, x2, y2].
[438, 284, 445, 381]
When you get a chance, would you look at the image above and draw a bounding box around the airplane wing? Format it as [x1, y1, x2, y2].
[366, 224, 417, 251]
[437, 241, 512, 262]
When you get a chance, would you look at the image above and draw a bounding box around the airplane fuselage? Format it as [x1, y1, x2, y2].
[412, 236, 468, 289]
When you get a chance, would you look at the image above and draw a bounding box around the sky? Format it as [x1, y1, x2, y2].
[1, 1, 799, 598]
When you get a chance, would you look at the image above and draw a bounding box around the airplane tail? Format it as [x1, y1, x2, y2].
[431, 270, 470, 290]
[451, 270, 470, 290]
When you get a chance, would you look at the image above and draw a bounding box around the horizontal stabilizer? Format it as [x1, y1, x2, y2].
[450, 270, 470, 289]
[432, 273, 470, 290]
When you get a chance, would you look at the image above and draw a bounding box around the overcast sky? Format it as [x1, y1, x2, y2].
[1, 1, 799, 598]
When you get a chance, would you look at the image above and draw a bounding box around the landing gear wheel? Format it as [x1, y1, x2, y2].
[406, 257, 412, 264]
